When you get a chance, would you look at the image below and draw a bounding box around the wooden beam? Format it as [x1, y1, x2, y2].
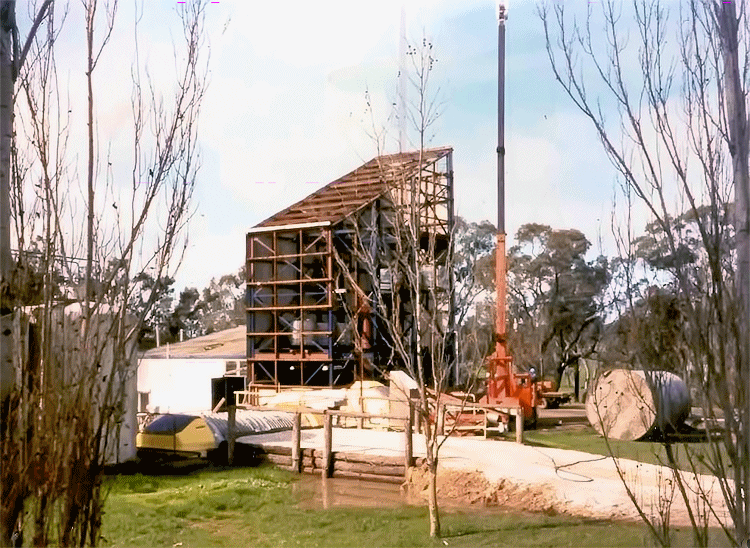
[323, 411, 333, 479]
[291, 412, 301, 473]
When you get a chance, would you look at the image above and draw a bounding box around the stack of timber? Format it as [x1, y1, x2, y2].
[262, 445, 424, 484]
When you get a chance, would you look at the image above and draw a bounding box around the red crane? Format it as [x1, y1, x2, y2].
[481, 1, 536, 424]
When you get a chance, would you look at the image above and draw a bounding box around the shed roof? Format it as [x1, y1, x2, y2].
[141, 325, 246, 359]
[254, 147, 452, 228]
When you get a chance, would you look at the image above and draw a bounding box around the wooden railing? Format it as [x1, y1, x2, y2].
[238, 404, 414, 480]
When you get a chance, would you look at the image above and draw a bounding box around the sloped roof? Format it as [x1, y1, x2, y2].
[141, 325, 246, 359]
[254, 147, 452, 228]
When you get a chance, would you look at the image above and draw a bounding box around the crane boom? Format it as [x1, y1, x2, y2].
[485, 1, 536, 422]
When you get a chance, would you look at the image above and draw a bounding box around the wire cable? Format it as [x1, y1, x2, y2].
[530, 444, 609, 483]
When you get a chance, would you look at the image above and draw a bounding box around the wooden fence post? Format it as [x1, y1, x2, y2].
[515, 407, 524, 444]
[404, 401, 413, 476]
[291, 412, 301, 473]
[323, 410, 333, 478]
[227, 404, 236, 465]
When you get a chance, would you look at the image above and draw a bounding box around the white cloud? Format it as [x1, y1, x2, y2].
[19, 0, 666, 292]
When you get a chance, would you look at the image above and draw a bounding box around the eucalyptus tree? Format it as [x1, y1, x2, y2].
[540, 0, 750, 544]
[506, 223, 609, 394]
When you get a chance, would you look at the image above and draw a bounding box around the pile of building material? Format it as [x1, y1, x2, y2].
[246, 375, 415, 430]
[257, 389, 347, 426]
[339, 381, 392, 428]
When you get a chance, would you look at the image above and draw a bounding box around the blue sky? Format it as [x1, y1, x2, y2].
[18, 0, 636, 292]
[181, 0, 620, 292]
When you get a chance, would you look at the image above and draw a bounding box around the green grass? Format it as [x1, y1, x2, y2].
[523, 427, 671, 464]
[99, 465, 730, 547]
[518, 425, 725, 477]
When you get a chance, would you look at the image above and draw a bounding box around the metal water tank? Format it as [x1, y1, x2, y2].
[291, 316, 316, 346]
[585, 368, 690, 441]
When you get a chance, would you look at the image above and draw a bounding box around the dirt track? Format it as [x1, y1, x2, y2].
[241, 420, 732, 528]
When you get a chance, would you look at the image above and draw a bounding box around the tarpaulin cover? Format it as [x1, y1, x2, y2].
[201, 409, 295, 444]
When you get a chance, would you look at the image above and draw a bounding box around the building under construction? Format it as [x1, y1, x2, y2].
[246, 147, 454, 387]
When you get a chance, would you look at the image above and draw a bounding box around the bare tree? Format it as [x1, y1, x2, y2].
[0, 0, 54, 405]
[339, 36, 489, 540]
[540, 0, 749, 545]
[1, 0, 209, 544]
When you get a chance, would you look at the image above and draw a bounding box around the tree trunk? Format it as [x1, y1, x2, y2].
[427, 458, 441, 538]
[718, 1, 750, 540]
[0, 0, 15, 404]
[0, 3, 16, 542]
[84, 0, 96, 316]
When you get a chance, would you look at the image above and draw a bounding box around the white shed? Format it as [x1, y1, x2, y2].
[137, 326, 246, 414]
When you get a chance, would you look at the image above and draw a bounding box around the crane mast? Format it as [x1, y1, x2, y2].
[485, 1, 536, 421]
[495, 1, 508, 377]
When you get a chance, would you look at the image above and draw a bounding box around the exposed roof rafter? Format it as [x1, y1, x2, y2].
[255, 147, 453, 228]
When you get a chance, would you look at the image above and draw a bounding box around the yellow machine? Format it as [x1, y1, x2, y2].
[136, 410, 295, 464]
[136, 414, 218, 459]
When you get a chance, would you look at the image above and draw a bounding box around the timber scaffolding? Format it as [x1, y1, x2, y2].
[246, 147, 455, 388]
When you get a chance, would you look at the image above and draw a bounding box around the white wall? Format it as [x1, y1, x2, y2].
[107, 366, 138, 464]
[138, 358, 228, 413]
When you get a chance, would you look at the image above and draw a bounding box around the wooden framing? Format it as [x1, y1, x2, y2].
[246, 148, 455, 387]
[246, 223, 335, 386]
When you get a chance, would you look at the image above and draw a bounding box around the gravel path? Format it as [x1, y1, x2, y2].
[239, 427, 732, 528]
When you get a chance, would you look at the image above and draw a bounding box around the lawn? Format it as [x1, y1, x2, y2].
[100, 464, 729, 547]
[518, 424, 727, 477]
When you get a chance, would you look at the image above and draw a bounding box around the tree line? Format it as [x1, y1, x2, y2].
[129, 266, 246, 349]
[456, 211, 720, 400]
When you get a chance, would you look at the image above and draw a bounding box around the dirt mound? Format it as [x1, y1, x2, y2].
[405, 466, 562, 515]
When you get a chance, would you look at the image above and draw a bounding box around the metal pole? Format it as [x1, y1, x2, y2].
[496, 4, 508, 343]
[398, 3, 407, 153]
[497, 3, 506, 237]
[490, 3, 509, 402]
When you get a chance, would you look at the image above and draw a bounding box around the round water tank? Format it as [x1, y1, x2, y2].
[302, 290, 321, 306]
[585, 369, 691, 441]
[291, 317, 316, 346]
[250, 287, 273, 307]
[277, 288, 296, 306]
[291, 320, 302, 346]
[252, 261, 272, 282]
[314, 322, 329, 347]
[277, 237, 297, 281]
[249, 311, 272, 334]
[253, 234, 274, 258]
